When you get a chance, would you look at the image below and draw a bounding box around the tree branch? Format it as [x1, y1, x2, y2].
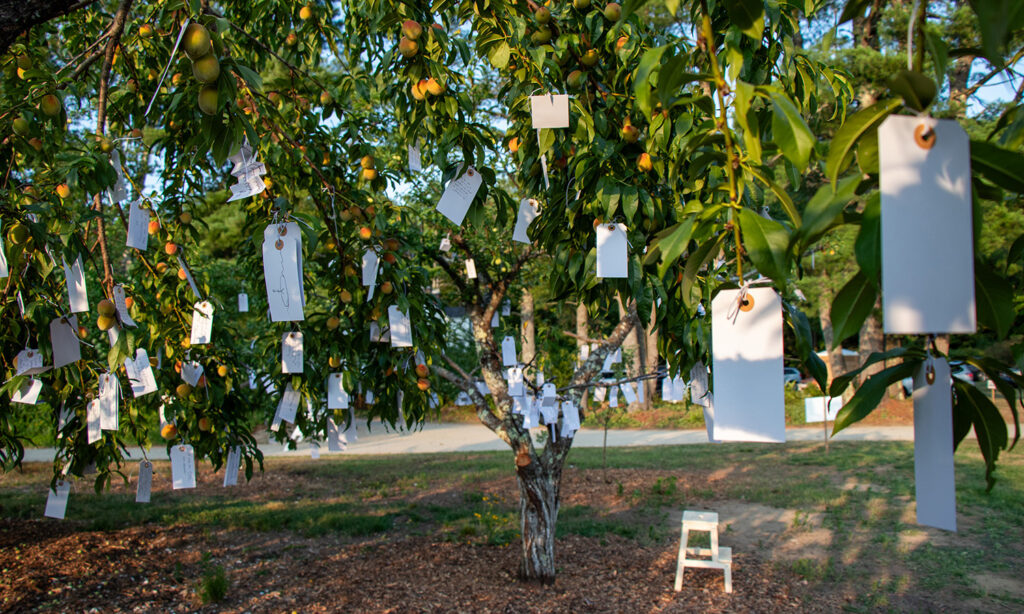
[0, 0, 100, 54]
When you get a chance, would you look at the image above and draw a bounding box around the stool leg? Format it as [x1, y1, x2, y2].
[674, 527, 690, 591]
[724, 563, 732, 593]
[710, 527, 719, 561]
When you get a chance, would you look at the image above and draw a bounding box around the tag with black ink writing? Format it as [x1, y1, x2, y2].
[98, 372, 119, 431]
[170, 444, 196, 489]
[126, 199, 149, 250]
[436, 167, 483, 226]
[408, 144, 422, 172]
[136, 461, 152, 503]
[15, 347, 48, 376]
[112, 285, 137, 327]
[282, 332, 303, 373]
[277, 382, 300, 424]
[223, 446, 241, 487]
[465, 258, 477, 279]
[262, 222, 305, 321]
[124, 348, 158, 397]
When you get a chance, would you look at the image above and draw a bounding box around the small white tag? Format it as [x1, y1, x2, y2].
[108, 150, 129, 203]
[491, 310, 499, 328]
[804, 396, 843, 423]
[502, 301, 511, 316]
[327, 373, 350, 409]
[672, 375, 687, 402]
[594, 386, 607, 402]
[262, 222, 305, 322]
[530, 94, 570, 129]
[112, 285, 137, 327]
[475, 380, 489, 396]
[408, 144, 422, 172]
[310, 443, 321, 459]
[539, 383, 558, 424]
[181, 361, 204, 387]
[15, 347, 48, 376]
[609, 385, 619, 407]
[501, 336, 518, 367]
[388, 306, 413, 348]
[44, 480, 71, 519]
[98, 372, 119, 430]
[126, 199, 150, 250]
[175, 255, 202, 300]
[439, 237, 452, 252]
[282, 332, 304, 373]
[136, 460, 153, 503]
[170, 444, 196, 489]
[362, 249, 379, 287]
[465, 259, 477, 279]
[595, 224, 628, 278]
[436, 167, 483, 226]
[0, 221, 7, 278]
[238, 293, 249, 312]
[190, 301, 214, 345]
[124, 348, 158, 397]
[561, 400, 580, 437]
[86, 399, 101, 443]
[690, 362, 710, 406]
[513, 198, 540, 243]
[277, 383, 300, 424]
[455, 391, 472, 405]
[620, 382, 638, 405]
[508, 367, 524, 396]
[512, 394, 527, 414]
[63, 256, 89, 313]
[12, 378, 43, 404]
[223, 446, 241, 487]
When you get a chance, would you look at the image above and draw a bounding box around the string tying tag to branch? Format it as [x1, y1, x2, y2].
[145, 17, 191, 117]
[725, 281, 752, 323]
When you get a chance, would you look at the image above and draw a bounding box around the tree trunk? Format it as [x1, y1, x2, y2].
[616, 295, 642, 411]
[520, 287, 536, 372]
[819, 288, 845, 385]
[858, 297, 884, 385]
[576, 302, 589, 411]
[886, 336, 905, 399]
[516, 461, 561, 583]
[642, 302, 659, 410]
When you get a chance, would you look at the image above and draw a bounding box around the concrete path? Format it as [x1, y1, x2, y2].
[19, 422, 915, 463]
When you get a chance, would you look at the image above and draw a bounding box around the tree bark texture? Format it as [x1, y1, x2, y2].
[576, 302, 589, 411]
[616, 294, 642, 411]
[0, 0, 95, 54]
[858, 298, 884, 385]
[819, 288, 845, 386]
[642, 301, 659, 410]
[520, 287, 536, 373]
[516, 458, 561, 583]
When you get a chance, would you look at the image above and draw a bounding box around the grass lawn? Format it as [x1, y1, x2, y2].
[0, 440, 1021, 612]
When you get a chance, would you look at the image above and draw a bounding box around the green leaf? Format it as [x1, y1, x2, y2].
[854, 192, 881, 284]
[744, 164, 799, 224]
[968, 0, 1024, 66]
[633, 45, 669, 120]
[828, 347, 922, 398]
[1007, 233, 1024, 271]
[724, 0, 764, 40]
[975, 263, 1016, 339]
[832, 360, 921, 434]
[888, 70, 937, 113]
[954, 379, 1009, 490]
[653, 218, 694, 278]
[770, 92, 814, 173]
[856, 130, 878, 175]
[825, 98, 901, 185]
[682, 232, 726, 309]
[737, 208, 789, 282]
[924, 30, 949, 88]
[970, 139, 1024, 193]
[829, 271, 877, 349]
[797, 174, 861, 247]
[487, 42, 510, 69]
[964, 357, 1022, 450]
[838, 0, 873, 24]
[784, 301, 828, 392]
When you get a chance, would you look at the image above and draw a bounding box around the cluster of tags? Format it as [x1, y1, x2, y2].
[498, 335, 580, 440]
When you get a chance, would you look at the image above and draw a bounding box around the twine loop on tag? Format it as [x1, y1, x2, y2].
[726, 282, 752, 323]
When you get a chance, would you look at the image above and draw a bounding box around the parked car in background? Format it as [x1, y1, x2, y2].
[901, 361, 985, 396]
[784, 367, 802, 385]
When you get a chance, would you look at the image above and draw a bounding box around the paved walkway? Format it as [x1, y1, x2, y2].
[20, 422, 915, 463]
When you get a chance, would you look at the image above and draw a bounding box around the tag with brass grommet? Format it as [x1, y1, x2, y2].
[738, 294, 755, 312]
[925, 362, 936, 385]
[914, 123, 936, 150]
[275, 239, 284, 250]
[278, 224, 287, 236]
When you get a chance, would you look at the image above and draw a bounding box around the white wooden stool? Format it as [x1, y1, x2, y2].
[674, 510, 732, 593]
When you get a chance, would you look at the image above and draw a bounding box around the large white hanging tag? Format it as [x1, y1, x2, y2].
[804, 396, 843, 423]
[126, 199, 149, 250]
[170, 444, 197, 489]
[539, 383, 558, 424]
[86, 399, 101, 443]
[507, 367, 524, 396]
[181, 361, 204, 387]
[262, 222, 305, 322]
[609, 385, 619, 407]
[63, 256, 89, 313]
[282, 332, 304, 373]
[327, 373, 350, 409]
[593, 386, 607, 402]
[561, 401, 580, 437]
[190, 301, 214, 345]
[530, 94, 570, 129]
[136, 460, 153, 503]
[327, 418, 347, 451]
[672, 375, 687, 402]
[44, 480, 71, 519]
[223, 446, 241, 487]
[513, 199, 540, 244]
[879, 116, 974, 334]
[435, 167, 483, 226]
[98, 372, 119, 431]
[362, 249, 379, 287]
[124, 348, 158, 397]
[15, 347, 49, 376]
[912, 357, 957, 531]
[595, 224, 628, 278]
[501, 336, 518, 367]
[12, 378, 43, 404]
[277, 382, 300, 424]
[711, 287, 785, 442]
[388, 306, 413, 347]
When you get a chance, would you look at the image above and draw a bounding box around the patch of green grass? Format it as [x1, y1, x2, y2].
[556, 505, 640, 540]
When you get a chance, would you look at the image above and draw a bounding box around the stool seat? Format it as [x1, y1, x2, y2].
[675, 510, 732, 593]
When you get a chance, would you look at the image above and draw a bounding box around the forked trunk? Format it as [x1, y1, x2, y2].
[516, 463, 561, 584]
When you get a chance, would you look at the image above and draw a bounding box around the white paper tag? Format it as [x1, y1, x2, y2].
[136, 460, 153, 503]
[361, 249, 380, 287]
[15, 347, 48, 376]
[512, 198, 540, 243]
[327, 373, 350, 409]
[223, 446, 241, 487]
[388, 306, 413, 348]
[282, 332, 304, 373]
[913, 358, 957, 531]
[455, 391, 472, 406]
[436, 167, 483, 226]
[63, 256, 89, 313]
[804, 396, 843, 423]
[501, 336, 518, 367]
[44, 480, 71, 519]
[408, 144, 422, 172]
[595, 224, 628, 278]
[439, 237, 452, 252]
[593, 386, 607, 402]
[491, 310, 499, 328]
[711, 288, 785, 443]
[703, 396, 719, 443]
[175, 254, 202, 300]
[672, 375, 687, 402]
[620, 382, 638, 405]
[170, 444, 197, 489]
[262, 222, 305, 322]
[609, 385, 619, 407]
[112, 285, 137, 327]
[327, 418, 348, 452]
[189, 301, 214, 345]
[124, 348, 158, 397]
[277, 383, 300, 424]
[238, 293, 249, 312]
[181, 361, 203, 387]
[539, 383, 558, 423]
[86, 399, 101, 443]
[126, 199, 149, 250]
[880, 116, 975, 334]
[108, 150, 129, 203]
[0, 222, 7, 278]
[690, 362, 710, 406]
[465, 258, 477, 280]
[561, 400, 580, 436]
[12, 378, 43, 404]
[98, 372, 119, 431]
[530, 94, 570, 129]
[475, 380, 489, 396]
[508, 367, 524, 396]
